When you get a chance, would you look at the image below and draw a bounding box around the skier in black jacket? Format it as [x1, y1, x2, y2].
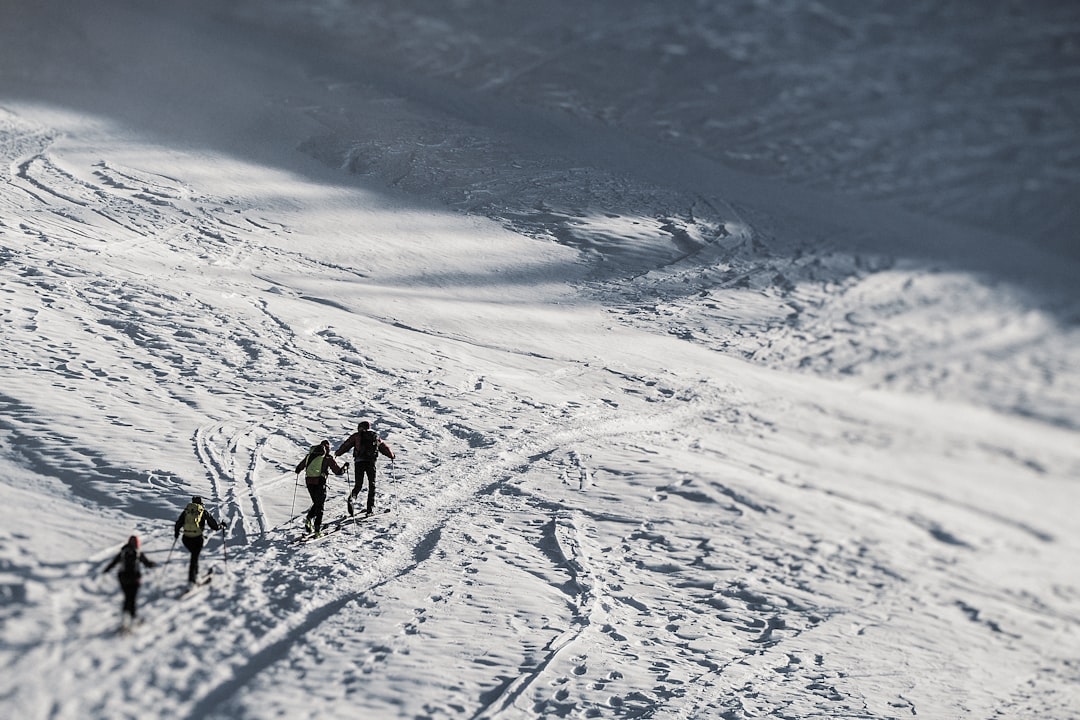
[103, 535, 156, 628]
[173, 496, 221, 586]
[335, 420, 395, 516]
[294, 440, 347, 536]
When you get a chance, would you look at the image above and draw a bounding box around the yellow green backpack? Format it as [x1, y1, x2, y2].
[305, 445, 327, 478]
[183, 502, 205, 536]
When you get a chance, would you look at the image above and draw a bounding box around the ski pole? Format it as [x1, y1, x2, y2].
[291, 471, 300, 515]
[165, 535, 178, 565]
[220, 522, 228, 573]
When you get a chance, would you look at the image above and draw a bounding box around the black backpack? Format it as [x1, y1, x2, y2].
[120, 546, 139, 575]
[355, 429, 379, 460]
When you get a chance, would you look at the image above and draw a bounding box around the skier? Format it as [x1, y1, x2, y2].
[173, 495, 221, 587]
[102, 535, 156, 629]
[295, 440, 347, 537]
[335, 420, 395, 516]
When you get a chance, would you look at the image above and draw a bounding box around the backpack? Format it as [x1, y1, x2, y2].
[305, 445, 327, 478]
[120, 546, 139, 575]
[183, 502, 205, 535]
[355, 429, 379, 461]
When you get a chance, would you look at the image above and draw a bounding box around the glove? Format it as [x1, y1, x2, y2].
[343, 462, 350, 470]
[174, 531, 180, 540]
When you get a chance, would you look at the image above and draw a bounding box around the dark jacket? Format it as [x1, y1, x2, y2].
[104, 545, 156, 580]
[174, 502, 222, 539]
[336, 431, 394, 463]
[295, 445, 346, 484]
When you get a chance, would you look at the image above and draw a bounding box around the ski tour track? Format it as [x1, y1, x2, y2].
[151, 397, 717, 720]
[4, 65, 1080, 716]
[179, 395, 867, 720]
[0, 115, 754, 712]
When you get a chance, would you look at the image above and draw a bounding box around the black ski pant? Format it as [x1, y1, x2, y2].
[350, 460, 377, 512]
[118, 573, 141, 617]
[306, 480, 327, 532]
[182, 534, 205, 584]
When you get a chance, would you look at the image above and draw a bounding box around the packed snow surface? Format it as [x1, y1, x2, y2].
[2, 1, 1079, 718]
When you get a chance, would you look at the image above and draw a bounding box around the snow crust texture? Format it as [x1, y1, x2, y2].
[1, 1, 1079, 719]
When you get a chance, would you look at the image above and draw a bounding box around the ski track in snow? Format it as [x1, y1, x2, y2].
[3, 3, 1080, 718]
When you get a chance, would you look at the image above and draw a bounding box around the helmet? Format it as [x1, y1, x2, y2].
[320, 440, 331, 452]
[358, 421, 371, 430]
[192, 495, 202, 504]
[127, 535, 140, 549]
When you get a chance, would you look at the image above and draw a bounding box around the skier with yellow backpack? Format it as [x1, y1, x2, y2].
[294, 440, 348, 538]
[173, 496, 222, 588]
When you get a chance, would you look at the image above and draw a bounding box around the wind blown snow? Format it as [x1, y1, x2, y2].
[2, 1, 1079, 719]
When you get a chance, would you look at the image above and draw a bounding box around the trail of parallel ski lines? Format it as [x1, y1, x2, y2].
[224, 426, 273, 541]
[195, 423, 282, 532]
[193, 424, 234, 530]
[176, 401, 704, 718]
[242, 435, 272, 538]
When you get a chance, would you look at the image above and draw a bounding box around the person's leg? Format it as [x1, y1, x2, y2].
[347, 471, 362, 515]
[128, 581, 140, 617]
[312, 484, 327, 532]
[192, 536, 204, 581]
[182, 535, 203, 583]
[364, 463, 377, 512]
[121, 577, 138, 617]
[305, 483, 319, 531]
[349, 463, 364, 499]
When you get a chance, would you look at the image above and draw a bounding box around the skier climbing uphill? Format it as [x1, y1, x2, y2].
[173, 496, 221, 587]
[103, 535, 156, 629]
[295, 440, 347, 537]
[336, 420, 395, 516]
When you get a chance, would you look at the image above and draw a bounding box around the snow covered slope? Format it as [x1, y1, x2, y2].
[2, 1, 1078, 718]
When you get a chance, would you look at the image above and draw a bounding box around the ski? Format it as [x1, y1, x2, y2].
[292, 509, 388, 544]
[294, 518, 348, 544]
[177, 569, 213, 599]
[117, 616, 143, 636]
[329, 507, 388, 529]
